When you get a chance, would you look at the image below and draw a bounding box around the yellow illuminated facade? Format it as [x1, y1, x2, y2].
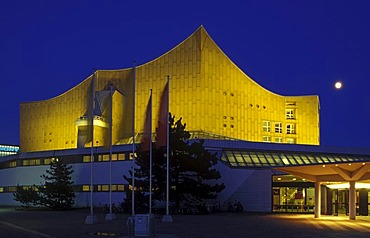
[20, 26, 320, 152]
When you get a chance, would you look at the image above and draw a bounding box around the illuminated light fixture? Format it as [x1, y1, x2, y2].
[327, 183, 370, 189]
[322, 165, 326, 168]
[363, 163, 366, 165]
[335, 164, 338, 167]
[277, 177, 281, 181]
[292, 178, 297, 181]
[302, 179, 306, 181]
[349, 163, 352, 166]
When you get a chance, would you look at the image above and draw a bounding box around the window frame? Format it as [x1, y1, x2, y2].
[263, 121, 271, 132]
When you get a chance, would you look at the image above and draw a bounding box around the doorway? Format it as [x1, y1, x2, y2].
[332, 189, 348, 215]
[332, 189, 368, 216]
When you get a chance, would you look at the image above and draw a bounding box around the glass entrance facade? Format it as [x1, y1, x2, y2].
[331, 188, 369, 216]
[272, 175, 314, 213]
[273, 175, 370, 216]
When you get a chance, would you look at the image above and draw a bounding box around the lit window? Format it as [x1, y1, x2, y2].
[129, 153, 136, 160]
[102, 154, 109, 161]
[263, 136, 271, 142]
[28, 159, 40, 166]
[286, 138, 295, 144]
[117, 185, 125, 191]
[129, 185, 137, 191]
[0, 187, 3, 192]
[82, 185, 90, 191]
[102, 185, 109, 191]
[83, 156, 91, 163]
[275, 137, 283, 143]
[275, 122, 282, 133]
[98, 155, 103, 162]
[118, 154, 125, 161]
[262, 121, 271, 132]
[286, 109, 295, 120]
[286, 124, 296, 134]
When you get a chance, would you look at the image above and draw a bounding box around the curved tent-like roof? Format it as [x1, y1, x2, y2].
[20, 26, 320, 152]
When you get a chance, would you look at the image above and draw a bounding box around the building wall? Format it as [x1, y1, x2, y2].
[215, 163, 275, 212]
[0, 155, 273, 212]
[20, 26, 319, 153]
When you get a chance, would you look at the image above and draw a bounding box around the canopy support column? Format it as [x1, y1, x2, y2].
[314, 182, 321, 218]
[349, 181, 356, 220]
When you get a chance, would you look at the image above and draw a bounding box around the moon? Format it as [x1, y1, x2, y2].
[335, 81, 342, 89]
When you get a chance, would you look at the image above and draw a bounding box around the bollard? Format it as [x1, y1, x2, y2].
[126, 216, 135, 237]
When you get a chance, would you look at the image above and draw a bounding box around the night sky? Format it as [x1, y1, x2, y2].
[1, 0, 369, 147]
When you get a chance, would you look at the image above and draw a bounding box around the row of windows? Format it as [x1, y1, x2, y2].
[221, 150, 360, 168]
[262, 136, 295, 144]
[263, 121, 296, 134]
[0, 153, 133, 170]
[82, 153, 131, 162]
[249, 104, 267, 109]
[0, 184, 129, 193]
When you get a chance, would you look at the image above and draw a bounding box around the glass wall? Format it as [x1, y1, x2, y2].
[272, 175, 315, 213]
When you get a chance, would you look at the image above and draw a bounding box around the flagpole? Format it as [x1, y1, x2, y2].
[85, 69, 97, 224]
[162, 75, 173, 222]
[105, 83, 116, 220]
[131, 61, 136, 216]
[149, 89, 153, 214]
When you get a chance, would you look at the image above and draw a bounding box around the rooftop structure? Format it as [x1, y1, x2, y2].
[20, 26, 320, 153]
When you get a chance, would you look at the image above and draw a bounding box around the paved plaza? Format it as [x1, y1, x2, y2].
[0, 207, 369, 237]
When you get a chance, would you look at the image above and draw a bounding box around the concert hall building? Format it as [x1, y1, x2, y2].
[1, 26, 369, 220]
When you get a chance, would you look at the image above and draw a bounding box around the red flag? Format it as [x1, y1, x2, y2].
[141, 92, 152, 152]
[156, 82, 168, 147]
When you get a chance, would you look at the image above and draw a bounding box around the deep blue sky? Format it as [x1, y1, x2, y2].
[1, 0, 369, 147]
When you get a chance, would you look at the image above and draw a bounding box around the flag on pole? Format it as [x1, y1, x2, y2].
[141, 91, 152, 152]
[99, 88, 112, 151]
[156, 81, 169, 147]
[85, 69, 97, 224]
[162, 76, 173, 222]
[131, 62, 136, 217]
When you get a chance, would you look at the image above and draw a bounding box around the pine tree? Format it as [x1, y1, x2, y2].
[39, 158, 76, 210]
[13, 185, 40, 208]
[122, 113, 225, 212]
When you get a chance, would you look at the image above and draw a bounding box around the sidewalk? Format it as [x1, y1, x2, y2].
[0, 207, 369, 237]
